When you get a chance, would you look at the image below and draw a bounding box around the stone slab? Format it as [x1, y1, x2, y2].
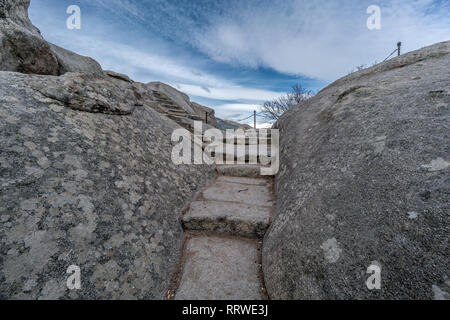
[202, 181, 273, 207]
[175, 235, 262, 300]
[216, 164, 268, 178]
[183, 200, 272, 238]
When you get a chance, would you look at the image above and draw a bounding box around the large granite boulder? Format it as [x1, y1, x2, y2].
[0, 71, 215, 299]
[48, 43, 103, 75]
[0, 0, 102, 75]
[146, 82, 197, 115]
[263, 41, 450, 299]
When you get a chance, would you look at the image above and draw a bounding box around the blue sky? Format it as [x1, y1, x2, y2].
[29, 0, 449, 125]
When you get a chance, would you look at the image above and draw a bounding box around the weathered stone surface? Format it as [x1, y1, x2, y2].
[191, 102, 218, 127]
[175, 235, 263, 300]
[168, 115, 216, 134]
[49, 43, 103, 75]
[202, 179, 274, 207]
[216, 164, 268, 178]
[0, 71, 215, 299]
[183, 181, 272, 238]
[211, 143, 272, 164]
[0, 0, 102, 75]
[29, 72, 140, 115]
[104, 70, 133, 83]
[0, 0, 59, 75]
[146, 82, 197, 115]
[216, 176, 271, 186]
[263, 41, 450, 299]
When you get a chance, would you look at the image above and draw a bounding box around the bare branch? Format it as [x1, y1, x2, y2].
[259, 84, 314, 121]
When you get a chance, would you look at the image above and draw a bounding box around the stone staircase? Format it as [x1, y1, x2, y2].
[150, 89, 277, 172]
[168, 127, 276, 299]
[166, 117, 277, 300]
[170, 169, 274, 300]
[183, 175, 273, 239]
[150, 90, 204, 131]
[205, 129, 275, 167]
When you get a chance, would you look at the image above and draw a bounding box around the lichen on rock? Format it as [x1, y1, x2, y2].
[0, 71, 215, 300]
[262, 41, 450, 300]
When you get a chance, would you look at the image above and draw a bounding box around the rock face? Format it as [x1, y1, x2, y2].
[0, 0, 102, 75]
[175, 235, 263, 300]
[0, 71, 215, 299]
[263, 41, 450, 299]
[147, 82, 197, 115]
[48, 43, 103, 75]
[191, 102, 218, 127]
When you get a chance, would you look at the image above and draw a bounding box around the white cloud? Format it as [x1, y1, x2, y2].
[78, 37, 284, 102]
[31, 0, 449, 123]
[213, 103, 273, 129]
[52, 35, 228, 87]
[67, 0, 450, 82]
[216, 104, 260, 112]
[189, 0, 450, 81]
[172, 84, 282, 102]
[213, 103, 259, 119]
[42, 31, 284, 112]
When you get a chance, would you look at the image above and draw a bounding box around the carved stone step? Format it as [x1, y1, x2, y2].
[183, 199, 271, 238]
[174, 235, 263, 300]
[216, 164, 274, 177]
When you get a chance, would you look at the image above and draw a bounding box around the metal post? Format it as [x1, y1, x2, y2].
[205, 112, 208, 124]
[397, 42, 402, 56]
[254, 111, 256, 129]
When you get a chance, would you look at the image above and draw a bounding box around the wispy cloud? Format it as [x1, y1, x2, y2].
[214, 103, 260, 119]
[89, 0, 449, 82]
[29, 0, 450, 121]
[173, 84, 282, 102]
[39, 29, 282, 108]
[188, 0, 450, 81]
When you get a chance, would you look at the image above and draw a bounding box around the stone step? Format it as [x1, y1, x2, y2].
[168, 114, 190, 120]
[212, 156, 273, 166]
[206, 143, 273, 152]
[166, 108, 187, 114]
[207, 146, 273, 164]
[201, 177, 274, 207]
[160, 103, 179, 109]
[216, 176, 271, 185]
[168, 114, 203, 121]
[187, 114, 203, 121]
[154, 99, 173, 104]
[203, 141, 272, 148]
[166, 113, 189, 119]
[183, 200, 271, 238]
[216, 164, 273, 178]
[174, 234, 263, 300]
[221, 137, 272, 145]
[170, 117, 195, 132]
[166, 110, 189, 117]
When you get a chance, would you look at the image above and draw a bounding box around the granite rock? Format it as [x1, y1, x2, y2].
[262, 41, 450, 300]
[0, 71, 215, 299]
[0, 0, 102, 75]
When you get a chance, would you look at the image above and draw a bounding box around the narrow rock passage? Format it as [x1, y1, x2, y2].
[170, 165, 274, 300]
